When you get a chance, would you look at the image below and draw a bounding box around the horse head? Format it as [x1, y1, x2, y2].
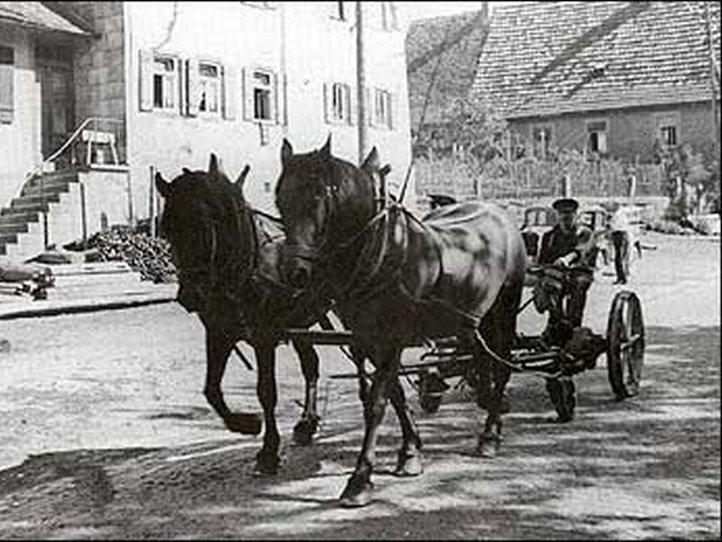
[155, 154, 254, 312]
[275, 136, 377, 289]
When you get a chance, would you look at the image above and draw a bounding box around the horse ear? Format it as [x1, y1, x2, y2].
[235, 164, 251, 191]
[281, 139, 293, 167]
[182, 167, 191, 175]
[320, 134, 332, 159]
[208, 153, 220, 175]
[361, 146, 379, 172]
[155, 172, 172, 198]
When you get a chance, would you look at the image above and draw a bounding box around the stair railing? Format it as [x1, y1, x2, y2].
[25, 116, 126, 181]
[22, 117, 125, 251]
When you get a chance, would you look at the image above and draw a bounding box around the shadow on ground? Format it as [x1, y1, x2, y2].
[0, 326, 718, 539]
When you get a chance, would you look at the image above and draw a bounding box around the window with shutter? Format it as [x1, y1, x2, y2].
[243, 67, 277, 123]
[329, 82, 351, 124]
[0, 46, 15, 124]
[198, 62, 221, 116]
[153, 56, 178, 110]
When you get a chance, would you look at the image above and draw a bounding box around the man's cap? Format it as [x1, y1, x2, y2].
[552, 198, 579, 213]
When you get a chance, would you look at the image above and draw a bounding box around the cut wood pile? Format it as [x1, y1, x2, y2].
[62, 228, 177, 284]
[83, 229, 177, 284]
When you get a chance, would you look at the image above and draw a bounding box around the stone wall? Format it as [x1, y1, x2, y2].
[70, 1, 126, 161]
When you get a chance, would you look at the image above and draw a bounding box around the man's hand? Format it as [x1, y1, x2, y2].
[554, 253, 576, 267]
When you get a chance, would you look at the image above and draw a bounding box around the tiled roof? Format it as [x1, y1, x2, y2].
[406, 10, 490, 128]
[0, 1, 90, 35]
[473, 1, 721, 119]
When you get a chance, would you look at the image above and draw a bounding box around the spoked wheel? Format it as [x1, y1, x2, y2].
[606, 291, 645, 400]
[417, 369, 448, 414]
[546, 376, 576, 423]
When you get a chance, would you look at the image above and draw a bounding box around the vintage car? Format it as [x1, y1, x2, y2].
[520, 203, 613, 267]
[519, 205, 557, 261]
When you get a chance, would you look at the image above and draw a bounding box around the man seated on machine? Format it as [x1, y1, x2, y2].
[537, 197, 597, 346]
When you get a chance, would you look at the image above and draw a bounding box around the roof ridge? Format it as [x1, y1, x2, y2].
[408, 9, 488, 74]
[470, 1, 720, 118]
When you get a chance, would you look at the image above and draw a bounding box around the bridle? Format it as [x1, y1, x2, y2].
[172, 189, 260, 308]
[282, 170, 414, 304]
[282, 174, 339, 267]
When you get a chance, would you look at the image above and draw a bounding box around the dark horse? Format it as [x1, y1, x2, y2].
[156, 154, 343, 474]
[275, 137, 527, 506]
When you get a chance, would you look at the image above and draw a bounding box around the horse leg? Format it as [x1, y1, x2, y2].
[350, 344, 371, 405]
[475, 286, 521, 458]
[254, 340, 281, 475]
[204, 328, 261, 435]
[339, 342, 402, 508]
[388, 379, 423, 477]
[290, 337, 321, 446]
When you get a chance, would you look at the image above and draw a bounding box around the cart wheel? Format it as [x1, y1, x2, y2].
[418, 369, 446, 414]
[606, 290, 645, 400]
[546, 376, 575, 423]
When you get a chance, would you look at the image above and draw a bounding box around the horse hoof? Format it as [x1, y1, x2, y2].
[292, 417, 319, 446]
[474, 434, 501, 458]
[254, 454, 280, 476]
[339, 481, 374, 508]
[225, 413, 262, 435]
[394, 453, 423, 477]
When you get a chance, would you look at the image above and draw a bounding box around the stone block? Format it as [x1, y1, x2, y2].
[108, 31, 123, 49]
[92, 49, 105, 66]
[107, 61, 125, 84]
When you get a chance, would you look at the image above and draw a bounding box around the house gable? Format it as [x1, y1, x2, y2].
[406, 9, 489, 129]
[474, 1, 721, 119]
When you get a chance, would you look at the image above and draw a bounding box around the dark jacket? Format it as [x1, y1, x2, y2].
[538, 223, 596, 267]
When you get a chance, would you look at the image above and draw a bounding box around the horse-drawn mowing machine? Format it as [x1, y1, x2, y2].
[285, 263, 645, 423]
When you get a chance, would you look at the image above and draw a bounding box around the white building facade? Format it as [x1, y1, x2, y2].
[126, 1, 412, 215]
[0, 2, 413, 257]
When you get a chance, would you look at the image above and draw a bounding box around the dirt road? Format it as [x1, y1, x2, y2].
[0, 232, 718, 539]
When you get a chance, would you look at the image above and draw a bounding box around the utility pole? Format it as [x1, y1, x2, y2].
[704, 1, 720, 160]
[356, 1, 368, 165]
[279, 1, 288, 134]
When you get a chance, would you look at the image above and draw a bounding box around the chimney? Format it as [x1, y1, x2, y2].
[480, 2, 489, 23]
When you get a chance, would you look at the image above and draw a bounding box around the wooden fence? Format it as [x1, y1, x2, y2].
[414, 153, 666, 201]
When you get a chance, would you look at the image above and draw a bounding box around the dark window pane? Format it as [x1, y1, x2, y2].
[0, 47, 13, 65]
[153, 74, 163, 107]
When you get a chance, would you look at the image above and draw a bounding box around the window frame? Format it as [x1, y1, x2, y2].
[329, 1, 347, 21]
[586, 117, 609, 156]
[0, 45, 14, 124]
[372, 88, 392, 129]
[196, 60, 222, 118]
[330, 82, 352, 124]
[380, 2, 399, 31]
[151, 53, 180, 114]
[655, 112, 680, 148]
[530, 123, 553, 159]
[250, 67, 275, 123]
